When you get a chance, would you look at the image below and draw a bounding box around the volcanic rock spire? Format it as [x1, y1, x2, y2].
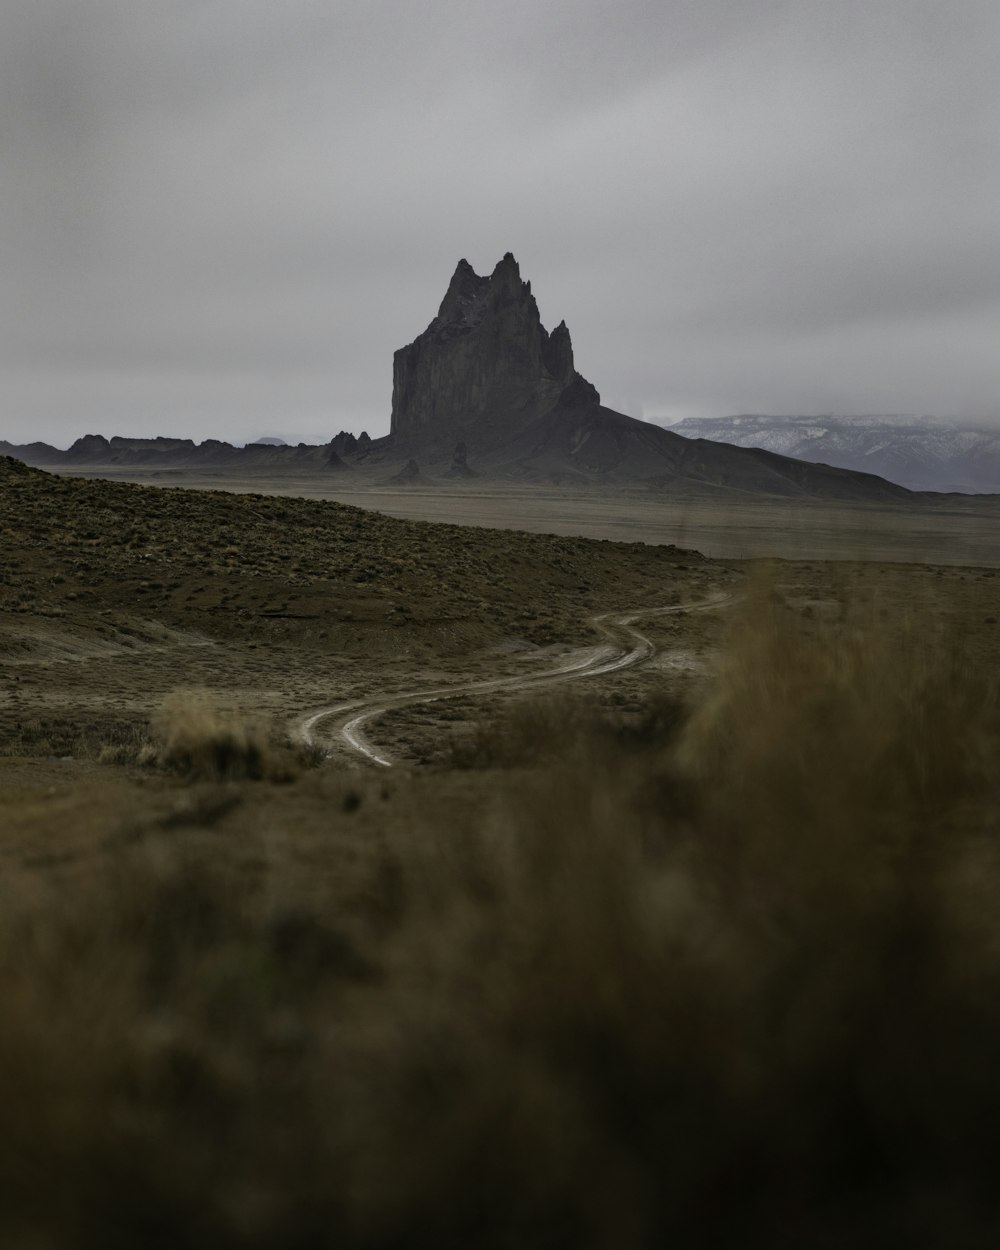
[390, 253, 599, 439]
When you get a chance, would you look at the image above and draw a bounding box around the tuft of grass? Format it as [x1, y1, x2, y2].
[150, 691, 296, 782]
[0, 716, 150, 762]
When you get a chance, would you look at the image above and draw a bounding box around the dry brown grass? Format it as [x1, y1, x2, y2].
[150, 690, 297, 782]
[2, 582, 1000, 1247]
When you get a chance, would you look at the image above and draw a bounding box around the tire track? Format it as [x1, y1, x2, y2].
[293, 592, 734, 767]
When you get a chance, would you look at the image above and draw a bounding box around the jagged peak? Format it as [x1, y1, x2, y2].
[489, 252, 524, 297]
[391, 255, 598, 438]
[541, 319, 575, 384]
[437, 257, 490, 321]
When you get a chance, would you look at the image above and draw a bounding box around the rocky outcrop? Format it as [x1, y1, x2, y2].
[329, 430, 361, 456]
[390, 253, 598, 441]
[1, 256, 921, 503]
[330, 429, 372, 462]
[445, 442, 476, 479]
[66, 434, 113, 460]
[389, 458, 426, 485]
[379, 256, 916, 501]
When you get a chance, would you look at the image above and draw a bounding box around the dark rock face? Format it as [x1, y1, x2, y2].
[390, 253, 598, 440]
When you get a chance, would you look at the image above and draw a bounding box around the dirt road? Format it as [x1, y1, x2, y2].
[293, 594, 733, 767]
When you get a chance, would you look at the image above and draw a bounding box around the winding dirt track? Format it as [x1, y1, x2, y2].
[293, 593, 733, 767]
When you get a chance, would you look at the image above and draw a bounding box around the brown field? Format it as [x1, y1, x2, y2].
[4, 458, 1000, 1246]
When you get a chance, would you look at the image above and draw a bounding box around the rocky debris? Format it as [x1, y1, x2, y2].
[390, 252, 598, 440]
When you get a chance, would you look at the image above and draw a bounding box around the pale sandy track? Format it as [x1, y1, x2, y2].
[293, 593, 734, 767]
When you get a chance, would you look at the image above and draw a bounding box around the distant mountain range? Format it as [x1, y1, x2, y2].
[6, 255, 971, 503]
[669, 415, 1000, 494]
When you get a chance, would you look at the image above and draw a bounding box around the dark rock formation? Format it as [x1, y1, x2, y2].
[329, 431, 359, 457]
[0, 433, 370, 473]
[390, 458, 425, 485]
[379, 255, 917, 502]
[445, 441, 477, 479]
[390, 253, 597, 441]
[329, 429, 372, 461]
[66, 434, 113, 460]
[0, 256, 922, 503]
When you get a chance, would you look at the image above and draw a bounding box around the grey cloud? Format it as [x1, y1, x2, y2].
[1, 0, 997, 447]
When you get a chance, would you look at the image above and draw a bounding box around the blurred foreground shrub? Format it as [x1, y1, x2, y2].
[2, 586, 1000, 1248]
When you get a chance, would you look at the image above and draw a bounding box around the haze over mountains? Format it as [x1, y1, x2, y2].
[671, 415, 1000, 494]
[0, 253, 941, 503]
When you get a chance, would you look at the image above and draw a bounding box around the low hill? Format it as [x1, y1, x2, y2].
[0, 455, 706, 662]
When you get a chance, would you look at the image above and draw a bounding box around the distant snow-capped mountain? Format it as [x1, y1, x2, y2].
[668, 415, 1000, 493]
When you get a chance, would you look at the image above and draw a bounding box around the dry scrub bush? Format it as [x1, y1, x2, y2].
[3, 584, 1000, 1247]
[452, 688, 687, 768]
[0, 716, 149, 762]
[340, 585, 1000, 1247]
[151, 691, 295, 781]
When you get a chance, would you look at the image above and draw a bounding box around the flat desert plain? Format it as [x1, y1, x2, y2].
[49, 462, 1000, 566]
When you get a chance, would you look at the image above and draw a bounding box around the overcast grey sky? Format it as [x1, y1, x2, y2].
[3, 0, 998, 446]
